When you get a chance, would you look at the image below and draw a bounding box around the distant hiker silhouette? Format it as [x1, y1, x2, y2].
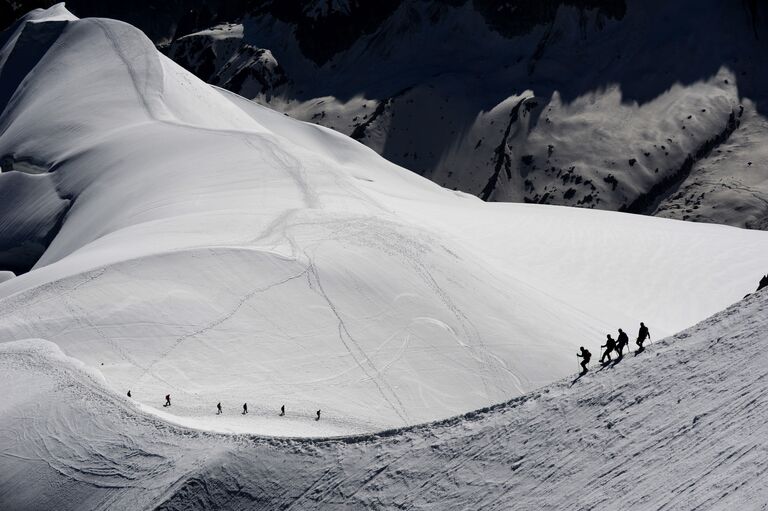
[636, 322, 651, 351]
[576, 347, 591, 375]
[600, 335, 616, 363]
[164, 394, 171, 407]
[217, 402, 222, 415]
[616, 329, 629, 357]
[758, 275, 768, 292]
[315, 410, 321, 421]
[127, 390, 131, 398]
[279, 405, 285, 417]
[242, 403, 248, 415]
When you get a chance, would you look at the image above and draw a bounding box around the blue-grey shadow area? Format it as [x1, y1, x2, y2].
[0, 19, 67, 117]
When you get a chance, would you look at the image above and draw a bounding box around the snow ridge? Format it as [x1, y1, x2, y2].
[2, 289, 768, 509]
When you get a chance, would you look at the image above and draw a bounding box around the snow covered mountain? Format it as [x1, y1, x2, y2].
[0, 3, 766, 437]
[2, 4, 768, 508]
[160, 0, 768, 229]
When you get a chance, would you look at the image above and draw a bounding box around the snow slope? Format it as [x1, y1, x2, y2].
[166, 0, 768, 228]
[0, 5, 767, 437]
[2, 285, 768, 509]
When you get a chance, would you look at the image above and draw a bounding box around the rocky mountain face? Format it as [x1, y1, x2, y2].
[3, 0, 767, 228]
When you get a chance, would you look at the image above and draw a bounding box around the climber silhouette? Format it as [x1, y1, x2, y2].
[217, 402, 222, 415]
[315, 409, 321, 421]
[616, 328, 629, 358]
[758, 274, 768, 292]
[279, 405, 285, 417]
[600, 334, 616, 364]
[127, 390, 131, 398]
[636, 322, 651, 352]
[576, 346, 591, 375]
[242, 403, 248, 415]
[164, 394, 171, 407]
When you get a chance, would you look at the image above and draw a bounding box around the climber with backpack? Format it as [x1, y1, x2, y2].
[576, 346, 592, 375]
[616, 328, 629, 358]
[600, 334, 617, 364]
[636, 322, 651, 352]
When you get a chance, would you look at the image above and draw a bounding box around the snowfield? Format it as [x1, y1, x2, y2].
[3, 285, 768, 509]
[0, 5, 767, 439]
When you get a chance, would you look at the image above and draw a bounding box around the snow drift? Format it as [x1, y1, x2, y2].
[0, 5, 766, 437]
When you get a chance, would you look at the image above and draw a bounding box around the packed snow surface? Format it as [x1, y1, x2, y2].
[0, 5, 767, 438]
[3, 286, 768, 509]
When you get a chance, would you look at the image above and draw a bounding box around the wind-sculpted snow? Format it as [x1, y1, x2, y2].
[2, 289, 768, 509]
[0, 5, 767, 439]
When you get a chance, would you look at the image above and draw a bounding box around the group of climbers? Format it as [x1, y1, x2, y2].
[576, 322, 650, 375]
[127, 323, 657, 415]
[215, 401, 249, 415]
[209, 402, 320, 420]
[128, 392, 323, 421]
